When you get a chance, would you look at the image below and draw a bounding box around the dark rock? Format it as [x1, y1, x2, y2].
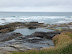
[31, 31, 61, 39]
[25, 37, 42, 43]
[20, 31, 61, 43]
[29, 22, 38, 23]
[0, 27, 15, 33]
[0, 32, 23, 42]
[11, 33, 22, 36]
[28, 26, 37, 29]
[0, 22, 45, 33]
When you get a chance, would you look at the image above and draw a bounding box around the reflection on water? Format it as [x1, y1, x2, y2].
[13, 28, 54, 35]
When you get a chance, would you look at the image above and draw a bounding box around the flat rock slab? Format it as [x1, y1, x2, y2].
[30, 31, 61, 39]
[0, 47, 18, 52]
[0, 32, 22, 42]
[68, 25, 72, 29]
[10, 44, 32, 51]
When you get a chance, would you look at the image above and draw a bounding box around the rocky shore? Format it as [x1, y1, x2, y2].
[0, 22, 72, 33]
[0, 31, 60, 52]
[0, 22, 72, 54]
[0, 22, 45, 33]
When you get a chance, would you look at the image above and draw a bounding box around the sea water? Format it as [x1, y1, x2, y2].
[0, 12, 72, 25]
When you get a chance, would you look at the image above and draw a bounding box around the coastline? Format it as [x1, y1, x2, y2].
[0, 22, 72, 54]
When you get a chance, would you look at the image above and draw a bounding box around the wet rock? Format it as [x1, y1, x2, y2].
[1, 19, 6, 21]
[0, 27, 15, 33]
[18, 31, 61, 43]
[0, 32, 23, 42]
[26, 37, 42, 43]
[25, 22, 44, 28]
[29, 22, 38, 23]
[11, 33, 22, 36]
[28, 26, 37, 29]
[0, 22, 46, 33]
[0, 31, 56, 51]
[31, 31, 61, 39]
[0, 22, 25, 33]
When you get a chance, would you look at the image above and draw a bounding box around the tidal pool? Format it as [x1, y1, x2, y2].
[0, 28, 54, 50]
[13, 28, 54, 35]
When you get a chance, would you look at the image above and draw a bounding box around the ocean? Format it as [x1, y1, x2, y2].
[0, 12, 72, 25]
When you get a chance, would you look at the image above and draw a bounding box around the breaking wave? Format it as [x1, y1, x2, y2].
[0, 16, 72, 25]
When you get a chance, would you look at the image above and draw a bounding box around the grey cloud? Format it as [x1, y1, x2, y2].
[0, 0, 72, 12]
[0, 0, 71, 7]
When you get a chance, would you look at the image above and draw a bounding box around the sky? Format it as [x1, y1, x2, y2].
[0, 0, 72, 12]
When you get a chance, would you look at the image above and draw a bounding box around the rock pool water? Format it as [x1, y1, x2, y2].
[13, 28, 54, 35]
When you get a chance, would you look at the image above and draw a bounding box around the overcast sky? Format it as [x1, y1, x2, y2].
[0, 0, 72, 12]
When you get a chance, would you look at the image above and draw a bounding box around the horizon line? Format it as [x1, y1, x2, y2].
[0, 11, 72, 13]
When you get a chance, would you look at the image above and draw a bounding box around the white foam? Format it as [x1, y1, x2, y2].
[0, 16, 72, 25]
